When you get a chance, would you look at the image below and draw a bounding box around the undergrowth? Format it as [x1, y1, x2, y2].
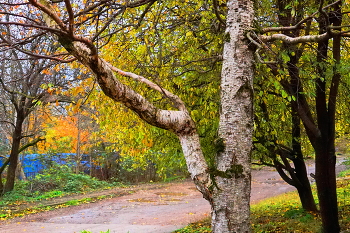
[0, 164, 123, 220]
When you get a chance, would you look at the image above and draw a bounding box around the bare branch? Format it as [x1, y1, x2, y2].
[0, 21, 63, 34]
[28, 0, 66, 30]
[125, 0, 158, 8]
[136, 0, 157, 28]
[247, 32, 278, 64]
[260, 32, 329, 44]
[92, 8, 126, 42]
[0, 120, 15, 128]
[18, 137, 45, 153]
[213, 0, 226, 28]
[262, 0, 342, 33]
[64, 0, 75, 35]
[104, 60, 187, 112]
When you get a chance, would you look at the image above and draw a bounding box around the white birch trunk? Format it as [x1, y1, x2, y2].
[211, 0, 254, 232]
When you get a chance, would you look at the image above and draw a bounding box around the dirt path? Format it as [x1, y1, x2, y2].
[0, 158, 347, 233]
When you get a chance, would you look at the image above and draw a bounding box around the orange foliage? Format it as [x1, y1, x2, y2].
[38, 115, 91, 154]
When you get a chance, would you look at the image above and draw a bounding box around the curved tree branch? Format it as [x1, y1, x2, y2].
[104, 61, 187, 112]
[260, 32, 329, 44]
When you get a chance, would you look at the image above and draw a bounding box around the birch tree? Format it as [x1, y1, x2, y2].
[0, 0, 255, 231]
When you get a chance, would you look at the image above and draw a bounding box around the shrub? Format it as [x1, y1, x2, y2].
[28, 164, 110, 193]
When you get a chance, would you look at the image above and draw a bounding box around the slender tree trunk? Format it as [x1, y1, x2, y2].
[293, 161, 317, 212]
[293, 161, 317, 211]
[211, 0, 254, 232]
[76, 114, 81, 174]
[0, 157, 9, 193]
[314, 10, 340, 231]
[3, 115, 24, 193]
[291, 111, 317, 212]
[16, 158, 27, 181]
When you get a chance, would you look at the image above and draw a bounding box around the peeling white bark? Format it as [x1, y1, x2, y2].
[178, 133, 212, 199]
[211, 0, 254, 232]
[60, 36, 213, 199]
[260, 32, 329, 44]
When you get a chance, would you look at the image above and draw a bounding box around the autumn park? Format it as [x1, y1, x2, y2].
[0, 0, 350, 232]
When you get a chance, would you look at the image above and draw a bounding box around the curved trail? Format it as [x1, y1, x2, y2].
[0, 158, 347, 233]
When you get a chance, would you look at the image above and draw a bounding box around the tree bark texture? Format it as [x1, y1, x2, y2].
[58, 39, 213, 198]
[211, 0, 254, 232]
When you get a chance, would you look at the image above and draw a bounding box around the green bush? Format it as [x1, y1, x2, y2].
[1, 164, 114, 207]
[28, 164, 110, 193]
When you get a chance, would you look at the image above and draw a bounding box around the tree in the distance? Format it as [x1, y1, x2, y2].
[0, 36, 75, 193]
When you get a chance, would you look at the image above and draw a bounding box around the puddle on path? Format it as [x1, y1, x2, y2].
[161, 198, 181, 202]
[128, 198, 157, 203]
[154, 192, 187, 196]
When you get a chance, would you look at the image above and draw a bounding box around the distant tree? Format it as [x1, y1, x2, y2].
[0, 37, 74, 194]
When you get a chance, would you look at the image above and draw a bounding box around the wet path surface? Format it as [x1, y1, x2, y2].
[0, 158, 347, 233]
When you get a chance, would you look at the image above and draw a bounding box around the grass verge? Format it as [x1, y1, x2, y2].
[174, 174, 350, 232]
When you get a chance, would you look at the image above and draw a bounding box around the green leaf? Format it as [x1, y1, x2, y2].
[281, 52, 290, 63]
[281, 90, 288, 98]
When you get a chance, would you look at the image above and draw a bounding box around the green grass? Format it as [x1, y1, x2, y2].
[174, 171, 350, 232]
[80, 230, 110, 233]
[0, 170, 124, 220]
[0, 192, 116, 220]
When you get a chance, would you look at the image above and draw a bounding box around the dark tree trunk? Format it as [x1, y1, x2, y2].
[293, 160, 317, 212]
[291, 111, 318, 212]
[256, 96, 317, 212]
[274, 0, 317, 212]
[315, 144, 338, 232]
[313, 8, 341, 231]
[3, 114, 24, 194]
